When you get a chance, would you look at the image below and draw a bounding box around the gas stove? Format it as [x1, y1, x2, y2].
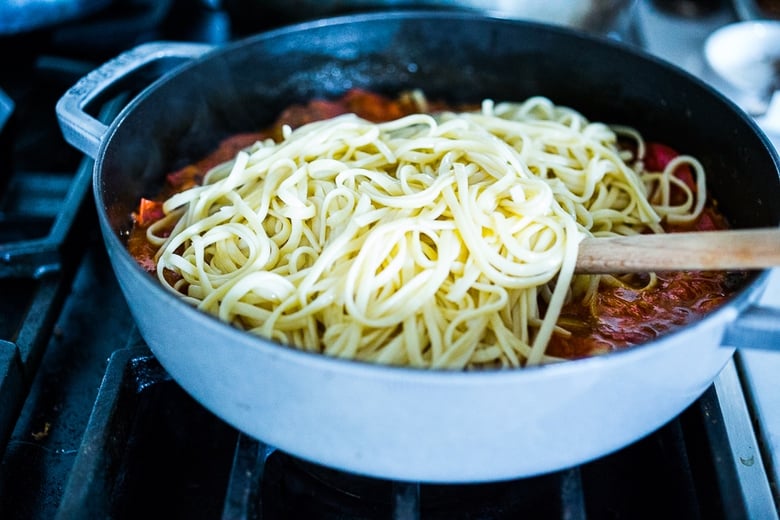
[0, 1, 778, 518]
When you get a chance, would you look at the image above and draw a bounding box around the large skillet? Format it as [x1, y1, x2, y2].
[56, 11, 780, 483]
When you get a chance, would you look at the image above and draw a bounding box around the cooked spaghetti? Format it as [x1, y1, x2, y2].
[139, 94, 711, 370]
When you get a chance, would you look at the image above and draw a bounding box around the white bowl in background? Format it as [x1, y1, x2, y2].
[704, 20, 780, 97]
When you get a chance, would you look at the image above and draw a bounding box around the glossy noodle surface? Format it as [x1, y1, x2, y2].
[127, 90, 746, 370]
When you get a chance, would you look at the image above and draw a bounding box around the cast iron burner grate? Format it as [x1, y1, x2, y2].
[51, 344, 768, 519]
[0, 55, 105, 465]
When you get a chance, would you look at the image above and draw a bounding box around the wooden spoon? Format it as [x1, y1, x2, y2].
[575, 227, 780, 274]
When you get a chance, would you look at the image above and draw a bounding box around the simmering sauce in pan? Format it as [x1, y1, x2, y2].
[127, 89, 747, 361]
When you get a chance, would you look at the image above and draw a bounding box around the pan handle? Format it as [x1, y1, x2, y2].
[723, 269, 780, 350]
[56, 41, 214, 159]
[723, 304, 780, 350]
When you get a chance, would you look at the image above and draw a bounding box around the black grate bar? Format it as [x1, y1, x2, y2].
[0, 340, 23, 457]
[0, 157, 91, 279]
[55, 347, 141, 520]
[0, 93, 126, 279]
[560, 467, 586, 520]
[222, 435, 276, 520]
[391, 481, 420, 520]
[710, 359, 779, 518]
[0, 274, 69, 458]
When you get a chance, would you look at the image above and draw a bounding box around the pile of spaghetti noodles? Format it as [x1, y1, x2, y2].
[141, 94, 706, 369]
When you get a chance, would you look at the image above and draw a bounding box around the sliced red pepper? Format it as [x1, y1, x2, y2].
[133, 198, 164, 226]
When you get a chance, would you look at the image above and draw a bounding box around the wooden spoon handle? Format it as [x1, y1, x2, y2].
[575, 228, 780, 274]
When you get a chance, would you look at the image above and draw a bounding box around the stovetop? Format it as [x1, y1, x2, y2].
[0, 1, 779, 518]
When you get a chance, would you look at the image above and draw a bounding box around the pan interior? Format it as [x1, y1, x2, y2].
[96, 13, 780, 365]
